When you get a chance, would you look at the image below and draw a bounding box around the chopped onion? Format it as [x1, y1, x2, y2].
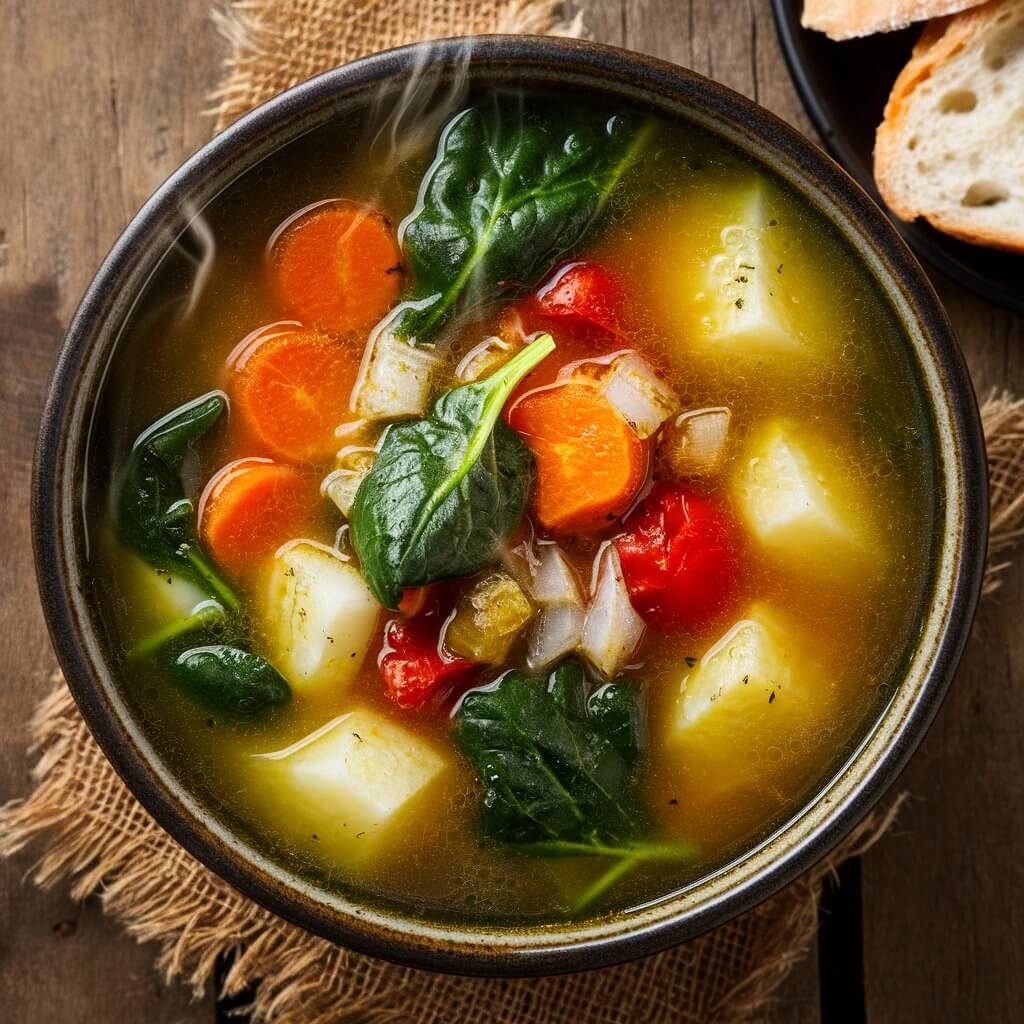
[527, 603, 586, 671]
[352, 328, 440, 421]
[531, 544, 583, 605]
[455, 335, 521, 383]
[599, 351, 679, 439]
[661, 406, 731, 478]
[580, 546, 645, 678]
[322, 446, 376, 519]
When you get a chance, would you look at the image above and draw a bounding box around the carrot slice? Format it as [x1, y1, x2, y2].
[199, 459, 318, 577]
[508, 382, 646, 533]
[230, 324, 360, 463]
[269, 200, 403, 334]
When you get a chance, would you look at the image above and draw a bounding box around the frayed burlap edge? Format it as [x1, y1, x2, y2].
[208, 0, 587, 133]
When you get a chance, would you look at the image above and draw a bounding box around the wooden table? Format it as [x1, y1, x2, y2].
[1, 1, 1021, 1020]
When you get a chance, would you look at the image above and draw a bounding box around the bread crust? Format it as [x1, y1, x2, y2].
[873, 1, 1024, 253]
[802, 0, 987, 41]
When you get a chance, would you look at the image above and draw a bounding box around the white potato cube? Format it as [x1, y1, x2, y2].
[254, 708, 447, 864]
[673, 610, 795, 739]
[700, 183, 797, 354]
[733, 420, 858, 560]
[265, 541, 380, 699]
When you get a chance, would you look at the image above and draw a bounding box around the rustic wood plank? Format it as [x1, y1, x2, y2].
[860, 283, 1024, 1022]
[0, 1, 222, 1021]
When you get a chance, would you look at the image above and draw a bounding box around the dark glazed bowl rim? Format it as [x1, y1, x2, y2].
[32, 35, 988, 976]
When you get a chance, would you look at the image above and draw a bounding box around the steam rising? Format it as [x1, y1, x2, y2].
[365, 38, 474, 175]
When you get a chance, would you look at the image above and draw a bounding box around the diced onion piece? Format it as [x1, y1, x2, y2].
[526, 603, 586, 671]
[264, 540, 380, 698]
[601, 351, 679, 439]
[444, 570, 534, 664]
[253, 708, 447, 866]
[455, 335, 521, 383]
[580, 546, 645, 678]
[661, 406, 732, 478]
[322, 446, 376, 519]
[530, 543, 584, 605]
[352, 329, 440, 420]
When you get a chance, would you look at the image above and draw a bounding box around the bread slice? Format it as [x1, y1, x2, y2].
[874, 0, 1024, 252]
[802, 1, 987, 41]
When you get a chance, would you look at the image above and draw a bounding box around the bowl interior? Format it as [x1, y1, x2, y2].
[33, 36, 987, 975]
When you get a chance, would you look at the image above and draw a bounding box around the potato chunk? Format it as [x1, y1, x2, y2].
[673, 610, 796, 740]
[122, 553, 210, 629]
[733, 420, 858, 561]
[254, 708, 447, 864]
[664, 608, 828, 832]
[264, 541, 380, 698]
[699, 183, 797, 353]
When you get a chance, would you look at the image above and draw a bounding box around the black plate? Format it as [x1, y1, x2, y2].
[772, 0, 1024, 314]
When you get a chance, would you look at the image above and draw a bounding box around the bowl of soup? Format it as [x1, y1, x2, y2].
[33, 36, 986, 974]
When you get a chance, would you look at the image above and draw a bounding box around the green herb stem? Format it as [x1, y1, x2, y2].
[184, 546, 241, 613]
[572, 856, 641, 914]
[515, 839, 699, 861]
[128, 601, 227, 661]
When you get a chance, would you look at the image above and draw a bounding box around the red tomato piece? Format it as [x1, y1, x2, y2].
[379, 606, 477, 710]
[615, 483, 740, 631]
[532, 262, 624, 334]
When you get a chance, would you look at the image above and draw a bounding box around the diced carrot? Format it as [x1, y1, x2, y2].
[230, 324, 361, 463]
[199, 459, 318, 577]
[269, 200, 403, 334]
[507, 382, 646, 533]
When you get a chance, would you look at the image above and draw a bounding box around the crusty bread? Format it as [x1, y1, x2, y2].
[802, 1, 987, 41]
[874, 0, 1024, 253]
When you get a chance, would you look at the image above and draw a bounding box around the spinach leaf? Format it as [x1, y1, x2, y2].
[454, 658, 695, 912]
[114, 391, 239, 612]
[454, 658, 645, 847]
[161, 643, 291, 718]
[351, 335, 554, 608]
[392, 102, 652, 343]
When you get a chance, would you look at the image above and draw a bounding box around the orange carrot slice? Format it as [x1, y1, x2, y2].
[199, 459, 317, 577]
[230, 324, 360, 463]
[508, 382, 646, 533]
[269, 200, 403, 334]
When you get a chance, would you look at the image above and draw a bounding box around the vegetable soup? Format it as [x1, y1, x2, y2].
[86, 90, 937, 924]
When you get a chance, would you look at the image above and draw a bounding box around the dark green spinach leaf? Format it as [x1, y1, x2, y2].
[162, 643, 291, 717]
[392, 102, 652, 343]
[351, 335, 554, 608]
[114, 391, 239, 612]
[455, 659, 695, 911]
[454, 659, 645, 847]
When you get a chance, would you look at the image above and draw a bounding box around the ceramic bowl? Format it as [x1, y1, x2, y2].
[32, 36, 988, 975]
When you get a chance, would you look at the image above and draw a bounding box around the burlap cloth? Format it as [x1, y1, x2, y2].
[3, 2, 1023, 1021]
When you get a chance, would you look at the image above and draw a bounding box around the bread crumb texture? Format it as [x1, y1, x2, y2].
[874, 0, 1024, 252]
[802, 0, 988, 41]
